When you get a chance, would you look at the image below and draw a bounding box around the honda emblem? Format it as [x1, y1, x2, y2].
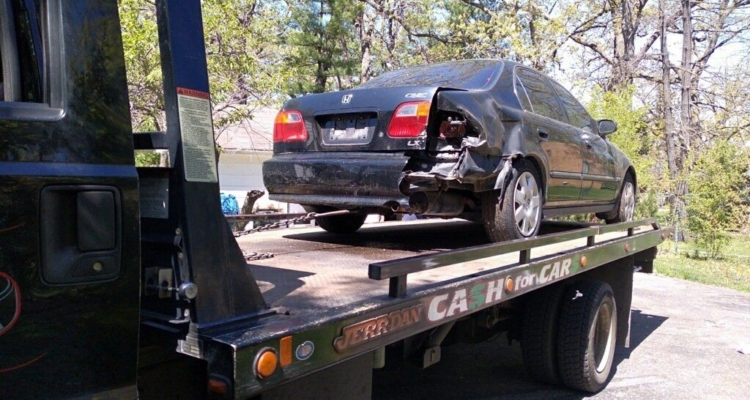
[341, 94, 353, 104]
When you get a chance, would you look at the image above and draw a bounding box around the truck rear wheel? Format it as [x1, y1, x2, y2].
[316, 211, 367, 234]
[557, 280, 617, 393]
[521, 283, 567, 385]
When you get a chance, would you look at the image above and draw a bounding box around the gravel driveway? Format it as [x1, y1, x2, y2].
[373, 273, 750, 400]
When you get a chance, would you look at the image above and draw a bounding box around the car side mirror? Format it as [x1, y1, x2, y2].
[598, 119, 617, 136]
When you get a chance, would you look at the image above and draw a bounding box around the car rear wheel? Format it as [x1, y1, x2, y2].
[599, 174, 635, 224]
[482, 159, 543, 242]
[316, 211, 367, 234]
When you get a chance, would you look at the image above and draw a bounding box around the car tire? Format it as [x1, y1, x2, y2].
[316, 211, 367, 234]
[598, 174, 635, 224]
[482, 159, 543, 242]
[521, 282, 567, 385]
[557, 281, 617, 393]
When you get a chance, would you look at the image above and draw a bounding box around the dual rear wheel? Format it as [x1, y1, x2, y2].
[521, 280, 618, 393]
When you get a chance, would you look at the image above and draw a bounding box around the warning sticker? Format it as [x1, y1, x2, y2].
[177, 87, 218, 183]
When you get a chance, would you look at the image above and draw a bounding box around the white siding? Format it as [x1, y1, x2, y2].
[218, 151, 303, 213]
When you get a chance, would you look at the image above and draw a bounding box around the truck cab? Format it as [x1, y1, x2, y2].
[1, 0, 268, 397]
[1, 0, 141, 396]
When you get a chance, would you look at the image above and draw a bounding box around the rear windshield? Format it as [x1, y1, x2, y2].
[358, 60, 504, 91]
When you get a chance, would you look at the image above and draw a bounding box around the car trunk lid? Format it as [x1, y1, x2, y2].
[273, 86, 439, 153]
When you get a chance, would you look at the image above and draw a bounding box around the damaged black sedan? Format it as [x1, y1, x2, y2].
[262, 60, 636, 241]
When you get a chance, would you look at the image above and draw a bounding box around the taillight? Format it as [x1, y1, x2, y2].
[274, 110, 309, 143]
[387, 101, 430, 138]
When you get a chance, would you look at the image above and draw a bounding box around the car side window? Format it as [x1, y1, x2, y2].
[514, 78, 533, 111]
[550, 80, 594, 131]
[515, 68, 565, 122]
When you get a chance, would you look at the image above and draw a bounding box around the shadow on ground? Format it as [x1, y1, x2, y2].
[615, 309, 668, 364]
[246, 264, 315, 305]
[372, 309, 667, 400]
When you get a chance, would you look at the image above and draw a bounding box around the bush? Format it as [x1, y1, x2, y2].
[685, 141, 750, 258]
[135, 151, 161, 167]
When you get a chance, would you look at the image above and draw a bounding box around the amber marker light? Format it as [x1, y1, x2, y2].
[625, 243, 631, 252]
[504, 277, 514, 293]
[280, 336, 293, 367]
[580, 255, 588, 268]
[255, 348, 279, 379]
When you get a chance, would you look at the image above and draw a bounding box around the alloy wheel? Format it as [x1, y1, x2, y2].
[513, 171, 541, 237]
[621, 181, 635, 222]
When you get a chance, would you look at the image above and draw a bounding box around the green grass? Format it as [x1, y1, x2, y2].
[654, 234, 750, 293]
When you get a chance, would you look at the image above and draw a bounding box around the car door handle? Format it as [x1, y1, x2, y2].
[538, 130, 549, 140]
[583, 139, 593, 149]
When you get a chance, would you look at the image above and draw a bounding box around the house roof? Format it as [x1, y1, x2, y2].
[215, 107, 276, 152]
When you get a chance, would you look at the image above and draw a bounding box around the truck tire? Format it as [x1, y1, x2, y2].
[317, 212, 367, 234]
[482, 159, 543, 242]
[597, 173, 635, 223]
[521, 283, 567, 385]
[557, 280, 617, 393]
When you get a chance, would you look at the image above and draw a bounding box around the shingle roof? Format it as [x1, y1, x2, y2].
[215, 107, 276, 152]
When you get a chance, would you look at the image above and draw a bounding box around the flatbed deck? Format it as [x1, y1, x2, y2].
[238, 219, 640, 312]
[208, 218, 664, 398]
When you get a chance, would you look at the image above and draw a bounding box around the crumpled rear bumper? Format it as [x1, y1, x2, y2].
[262, 152, 410, 209]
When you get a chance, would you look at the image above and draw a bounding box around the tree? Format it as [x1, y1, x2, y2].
[660, 0, 678, 219]
[119, 0, 164, 131]
[356, 0, 445, 81]
[437, 0, 602, 72]
[569, 0, 671, 90]
[120, 0, 290, 136]
[587, 86, 658, 217]
[201, 0, 291, 136]
[284, 0, 362, 94]
[663, 0, 750, 227]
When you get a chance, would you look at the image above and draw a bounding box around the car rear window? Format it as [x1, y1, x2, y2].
[358, 60, 503, 90]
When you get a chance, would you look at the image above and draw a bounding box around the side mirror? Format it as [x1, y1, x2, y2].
[598, 119, 618, 136]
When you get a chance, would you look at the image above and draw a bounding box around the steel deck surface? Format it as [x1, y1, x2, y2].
[236, 219, 631, 313]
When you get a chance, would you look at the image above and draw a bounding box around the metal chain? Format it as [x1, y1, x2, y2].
[233, 210, 355, 238]
[233, 212, 317, 237]
[242, 251, 276, 261]
[234, 210, 356, 261]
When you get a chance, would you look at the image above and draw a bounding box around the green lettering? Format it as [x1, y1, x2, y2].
[469, 283, 486, 309]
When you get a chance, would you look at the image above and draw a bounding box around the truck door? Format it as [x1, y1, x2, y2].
[0, 1, 140, 398]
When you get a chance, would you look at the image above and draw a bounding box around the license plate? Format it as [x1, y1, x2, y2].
[320, 114, 376, 145]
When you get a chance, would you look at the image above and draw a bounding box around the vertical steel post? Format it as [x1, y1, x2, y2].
[155, 0, 267, 324]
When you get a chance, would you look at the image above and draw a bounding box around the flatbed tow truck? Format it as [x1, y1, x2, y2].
[0, 1, 666, 399]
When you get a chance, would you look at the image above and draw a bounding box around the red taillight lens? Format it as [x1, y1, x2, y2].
[387, 101, 430, 138]
[274, 111, 309, 143]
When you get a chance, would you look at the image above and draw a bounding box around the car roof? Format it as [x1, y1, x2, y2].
[358, 59, 507, 91]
